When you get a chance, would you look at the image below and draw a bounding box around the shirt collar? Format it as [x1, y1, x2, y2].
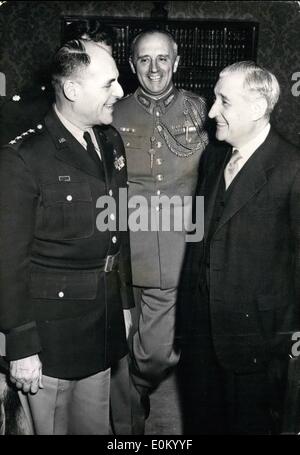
[234, 123, 271, 161]
[54, 104, 87, 147]
[135, 85, 178, 115]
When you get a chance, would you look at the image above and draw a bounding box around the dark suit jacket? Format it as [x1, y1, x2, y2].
[179, 129, 300, 374]
[0, 109, 134, 379]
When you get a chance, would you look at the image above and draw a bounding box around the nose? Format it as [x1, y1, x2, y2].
[150, 58, 158, 73]
[208, 101, 218, 119]
[113, 81, 124, 100]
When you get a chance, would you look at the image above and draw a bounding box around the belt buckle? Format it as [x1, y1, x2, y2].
[104, 255, 114, 273]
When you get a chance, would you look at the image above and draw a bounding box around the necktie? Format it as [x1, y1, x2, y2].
[83, 131, 102, 166]
[224, 148, 242, 189]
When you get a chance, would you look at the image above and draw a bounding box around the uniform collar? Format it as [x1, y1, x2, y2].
[134, 85, 178, 115]
[54, 104, 86, 147]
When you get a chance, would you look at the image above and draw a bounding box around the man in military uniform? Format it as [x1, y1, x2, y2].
[0, 19, 115, 147]
[0, 40, 134, 434]
[113, 29, 208, 433]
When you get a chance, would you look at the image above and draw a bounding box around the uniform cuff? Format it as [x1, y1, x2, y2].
[5, 321, 42, 361]
[121, 284, 135, 309]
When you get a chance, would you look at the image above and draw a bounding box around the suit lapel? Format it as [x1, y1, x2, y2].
[214, 130, 277, 235]
[45, 109, 104, 180]
[203, 144, 231, 238]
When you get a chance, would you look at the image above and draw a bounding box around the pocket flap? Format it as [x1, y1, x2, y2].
[41, 181, 92, 207]
[30, 271, 97, 300]
[120, 133, 144, 149]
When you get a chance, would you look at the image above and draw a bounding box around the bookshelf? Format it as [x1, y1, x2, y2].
[61, 16, 259, 99]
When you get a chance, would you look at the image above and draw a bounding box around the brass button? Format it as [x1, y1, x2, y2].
[156, 174, 163, 182]
[66, 195, 72, 202]
[58, 291, 64, 298]
[156, 158, 162, 165]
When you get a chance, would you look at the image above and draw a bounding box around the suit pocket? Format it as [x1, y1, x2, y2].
[257, 295, 290, 340]
[40, 181, 94, 240]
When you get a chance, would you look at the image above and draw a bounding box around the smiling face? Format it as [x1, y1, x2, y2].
[71, 43, 123, 128]
[208, 72, 259, 148]
[130, 32, 180, 98]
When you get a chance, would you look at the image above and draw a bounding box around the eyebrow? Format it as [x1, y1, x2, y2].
[137, 53, 170, 59]
[104, 77, 117, 85]
[215, 90, 231, 103]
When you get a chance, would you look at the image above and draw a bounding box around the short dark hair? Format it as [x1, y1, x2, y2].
[64, 19, 116, 47]
[51, 39, 90, 91]
[130, 29, 178, 61]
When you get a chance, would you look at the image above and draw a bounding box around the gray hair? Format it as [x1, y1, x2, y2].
[220, 61, 280, 115]
[130, 29, 178, 62]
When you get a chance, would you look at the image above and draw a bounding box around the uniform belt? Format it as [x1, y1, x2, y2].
[100, 252, 120, 273]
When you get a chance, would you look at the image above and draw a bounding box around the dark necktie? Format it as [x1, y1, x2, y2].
[83, 131, 102, 166]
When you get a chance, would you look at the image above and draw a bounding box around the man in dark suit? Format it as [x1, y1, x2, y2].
[178, 61, 300, 434]
[0, 39, 134, 434]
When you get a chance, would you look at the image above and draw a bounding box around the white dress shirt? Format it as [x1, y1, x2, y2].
[54, 104, 102, 160]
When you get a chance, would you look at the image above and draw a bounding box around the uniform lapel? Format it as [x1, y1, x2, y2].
[93, 126, 114, 183]
[45, 109, 104, 180]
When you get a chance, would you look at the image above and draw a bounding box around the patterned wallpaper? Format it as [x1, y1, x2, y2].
[0, 0, 299, 146]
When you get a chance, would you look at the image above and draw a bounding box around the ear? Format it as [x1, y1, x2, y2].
[129, 57, 136, 75]
[250, 97, 268, 120]
[173, 55, 180, 74]
[63, 80, 79, 102]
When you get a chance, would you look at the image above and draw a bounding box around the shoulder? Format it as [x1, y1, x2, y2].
[270, 128, 300, 165]
[178, 89, 207, 108]
[1, 121, 49, 159]
[114, 93, 135, 111]
[112, 93, 137, 129]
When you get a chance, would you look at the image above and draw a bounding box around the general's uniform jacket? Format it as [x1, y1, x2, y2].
[0, 109, 134, 379]
[113, 86, 208, 288]
[180, 129, 300, 373]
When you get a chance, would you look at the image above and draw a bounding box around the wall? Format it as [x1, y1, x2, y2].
[0, 0, 299, 146]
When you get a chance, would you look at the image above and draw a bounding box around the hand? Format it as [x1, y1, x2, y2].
[123, 309, 133, 340]
[10, 354, 43, 394]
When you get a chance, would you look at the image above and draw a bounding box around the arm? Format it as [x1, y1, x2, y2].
[290, 166, 300, 309]
[0, 145, 43, 390]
